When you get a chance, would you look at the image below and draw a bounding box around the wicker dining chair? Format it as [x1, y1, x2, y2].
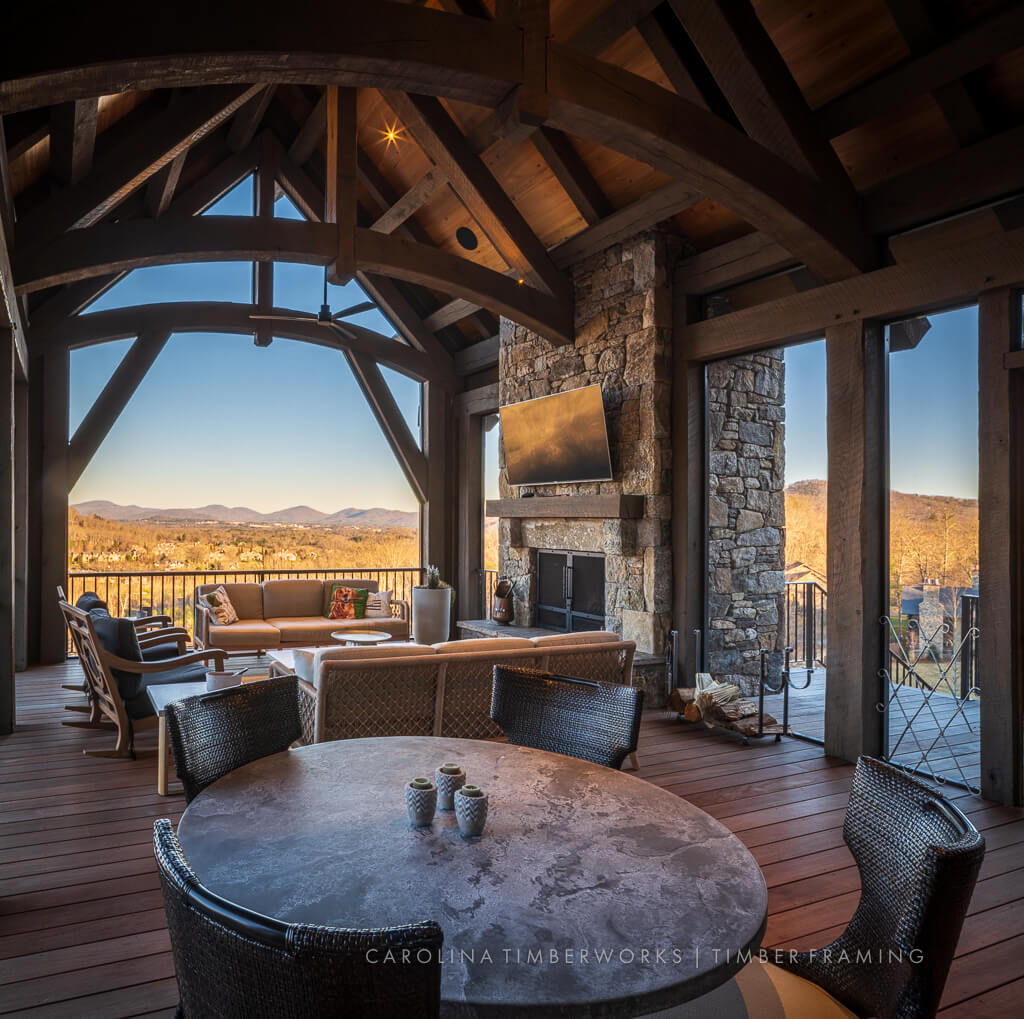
[165, 675, 303, 803]
[490, 666, 643, 769]
[154, 819, 443, 1018]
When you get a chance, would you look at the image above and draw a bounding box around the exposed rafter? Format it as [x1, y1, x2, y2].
[814, 3, 1024, 138]
[49, 98, 97, 187]
[15, 217, 574, 345]
[530, 126, 612, 226]
[382, 90, 571, 302]
[226, 86, 276, 152]
[17, 86, 262, 249]
[668, 0, 853, 197]
[325, 86, 357, 285]
[144, 151, 187, 218]
[675, 231, 797, 294]
[566, 0, 662, 56]
[370, 169, 445, 234]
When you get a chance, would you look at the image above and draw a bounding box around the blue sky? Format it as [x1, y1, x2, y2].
[69, 179, 423, 513]
[783, 305, 978, 499]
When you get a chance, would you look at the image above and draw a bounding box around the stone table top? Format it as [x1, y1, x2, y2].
[177, 737, 767, 1017]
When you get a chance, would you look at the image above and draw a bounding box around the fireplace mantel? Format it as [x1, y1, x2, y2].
[485, 495, 645, 520]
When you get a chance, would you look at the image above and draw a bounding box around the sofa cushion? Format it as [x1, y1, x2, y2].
[321, 578, 378, 615]
[433, 637, 535, 654]
[326, 584, 369, 620]
[269, 616, 408, 643]
[76, 592, 108, 613]
[298, 644, 436, 688]
[122, 662, 210, 720]
[197, 583, 263, 621]
[262, 580, 324, 619]
[530, 631, 621, 647]
[90, 612, 143, 688]
[207, 619, 282, 649]
[199, 585, 239, 625]
[142, 641, 184, 662]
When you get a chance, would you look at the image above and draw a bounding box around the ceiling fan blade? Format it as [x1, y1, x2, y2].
[332, 301, 376, 320]
[249, 313, 314, 323]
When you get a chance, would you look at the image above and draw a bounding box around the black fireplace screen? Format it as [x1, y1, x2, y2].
[536, 551, 605, 632]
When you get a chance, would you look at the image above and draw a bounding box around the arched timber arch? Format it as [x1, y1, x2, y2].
[0, 1, 870, 281]
[29, 301, 455, 389]
[14, 218, 574, 347]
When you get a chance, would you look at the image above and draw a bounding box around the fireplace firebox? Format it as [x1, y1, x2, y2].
[536, 551, 605, 632]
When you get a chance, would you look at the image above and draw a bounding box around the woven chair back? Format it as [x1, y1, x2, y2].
[165, 675, 302, 803]
[153, 819, 443, 1018]
[490, 666, 643, 769]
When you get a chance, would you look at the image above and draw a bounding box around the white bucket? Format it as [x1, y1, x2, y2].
[205, 670, 244, 693]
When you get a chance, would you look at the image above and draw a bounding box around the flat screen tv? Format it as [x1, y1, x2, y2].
[500, 384, 613, 487]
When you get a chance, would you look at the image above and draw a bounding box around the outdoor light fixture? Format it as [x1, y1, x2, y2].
[380, 120, 404, 149]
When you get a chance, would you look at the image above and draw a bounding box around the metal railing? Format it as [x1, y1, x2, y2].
[66, 567, 424, 654]
[478, 568, 499, 617]
[960, 593, 980, 696]
[784, 580, 827, 667]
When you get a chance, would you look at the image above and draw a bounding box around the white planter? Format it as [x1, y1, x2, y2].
[412, 587, 452, 644]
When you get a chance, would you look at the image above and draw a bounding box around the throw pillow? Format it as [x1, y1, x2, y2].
[326, 584, 369, 620]
[364, 590, 393, 619]
[201, 586, 239, 625]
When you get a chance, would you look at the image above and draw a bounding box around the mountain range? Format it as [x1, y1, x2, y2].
[71, 500, 418, 528]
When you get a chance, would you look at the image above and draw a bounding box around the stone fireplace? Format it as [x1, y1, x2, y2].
[494, 232, 676, 659]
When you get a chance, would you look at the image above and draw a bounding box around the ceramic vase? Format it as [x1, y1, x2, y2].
[405, 779, 437, 828]
[412, 587, 452, 644]
[454, 787, 489, 838]
[435, 764, 466, 810]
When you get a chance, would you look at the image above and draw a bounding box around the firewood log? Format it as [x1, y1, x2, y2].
[708, 698, 760, 722]
[668, 687, 697, 713]
[683, 702, 703, 723]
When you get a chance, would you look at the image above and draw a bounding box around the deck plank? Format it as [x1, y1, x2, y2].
[0, 663, 1019, 1015]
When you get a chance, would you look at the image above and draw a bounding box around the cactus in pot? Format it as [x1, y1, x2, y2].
[435, 762, 466, 810]
[405, 776, 437, 827]
[454, 785, 489, 838]
[412, 565, 454, 644]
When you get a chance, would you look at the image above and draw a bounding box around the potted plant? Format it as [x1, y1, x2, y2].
[412, 565, 454, 644]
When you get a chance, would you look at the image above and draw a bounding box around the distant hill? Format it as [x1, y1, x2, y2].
[72, 500, 418, 528]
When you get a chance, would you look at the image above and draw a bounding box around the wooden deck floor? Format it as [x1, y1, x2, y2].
[1, 662, 1022, 1017]
[761, 667, 982, 789]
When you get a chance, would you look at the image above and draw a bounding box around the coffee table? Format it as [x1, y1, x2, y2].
[331, 629, 392, 647]
[146, 681, 206, 795]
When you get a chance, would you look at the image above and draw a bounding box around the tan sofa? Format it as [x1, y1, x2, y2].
[194, 578, 410, 652]
[293, 632, 636, 746]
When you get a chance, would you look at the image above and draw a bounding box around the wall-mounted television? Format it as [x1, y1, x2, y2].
[500, 384, 613, 487]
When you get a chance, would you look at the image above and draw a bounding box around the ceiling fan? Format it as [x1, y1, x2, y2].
[249, 267, 375, 332]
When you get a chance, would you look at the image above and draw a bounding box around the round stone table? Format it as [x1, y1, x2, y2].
[331, 628, 392, 647]
[177, 737, 767, 1017]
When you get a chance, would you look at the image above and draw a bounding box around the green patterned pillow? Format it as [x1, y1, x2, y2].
[326, 584, 369, 620]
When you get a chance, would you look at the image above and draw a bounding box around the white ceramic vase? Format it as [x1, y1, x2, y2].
[412, 587, 452, 644]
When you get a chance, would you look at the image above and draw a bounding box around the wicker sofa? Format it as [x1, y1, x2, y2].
[293, 632, 636, 747]
[194, 578, 410, 653]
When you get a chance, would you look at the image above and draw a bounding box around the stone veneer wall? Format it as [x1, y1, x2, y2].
[706, 352, 786, 694]
[497, 232, 676, 655]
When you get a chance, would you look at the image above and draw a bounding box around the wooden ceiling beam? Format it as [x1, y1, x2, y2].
[815, 4, 1024, 138]
[422, 298, 479, 333]
[16, 85, 262, 249]
[863, 124, 1024, 235]
[66, 329, 170, 487]
[454, 334, 499, 375]
[546, 43, 874, 281]
[685, 225, 1024, 361]
[0, 118, 26, 377]
[370, 168, 445, 234]
[636, 14, 709, 111]
[15, 216, 573, 345]
[550, 180, 699, 268]
[567, 0, 662, 56]
[676, 231, 798, 294]
[0, 3, 522, 113]
[668, 0, 852, 195]
[382, 90, 571, 303]
[345, 349, 428, 503]
[325, 86, 357, 284]
[48, 98, 97, 187]
[883, 0, 985, 145]
[226, 86, 276, 152]
[530, 126, 612, 226]
[144, 151, 187, 219]
[288, 91, 326, 168]
[32, 301, 446, 384]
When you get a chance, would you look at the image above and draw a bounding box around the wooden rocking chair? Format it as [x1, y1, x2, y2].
[59, 598, 226, 759]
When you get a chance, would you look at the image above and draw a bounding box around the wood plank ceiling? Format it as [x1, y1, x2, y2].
[3, 0, 1024, 376]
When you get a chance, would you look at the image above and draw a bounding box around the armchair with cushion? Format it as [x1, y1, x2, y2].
[59, 598, 226, 759]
